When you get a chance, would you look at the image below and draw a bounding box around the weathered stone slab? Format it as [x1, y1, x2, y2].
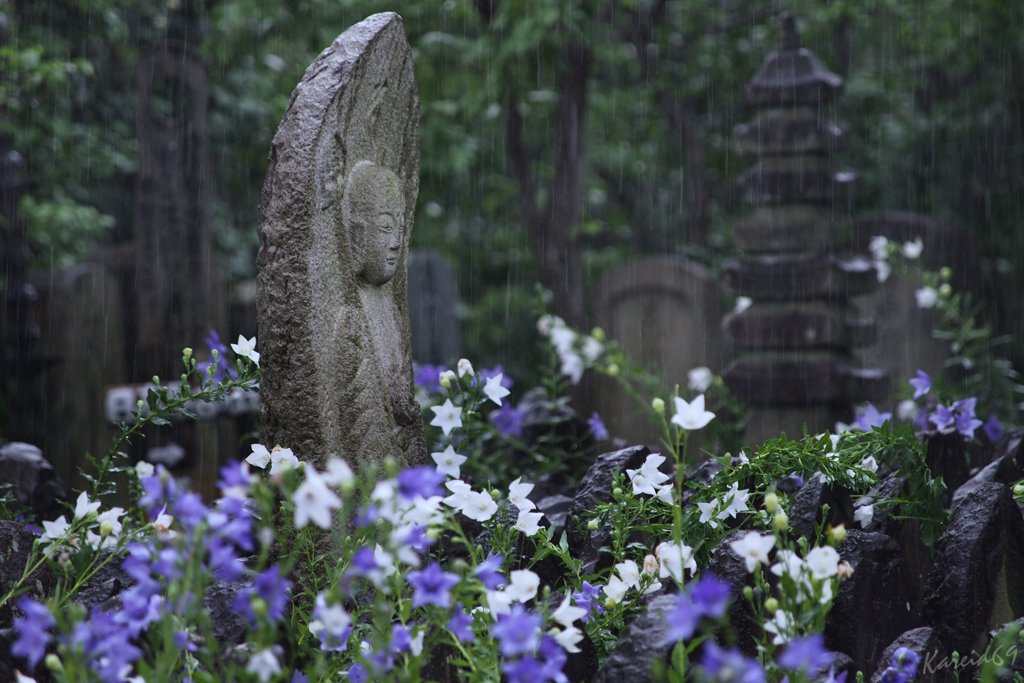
[826, 530, 919, 675]
[256, 13, 427, 470]
[723, 301, 876, 350]
[723, 350, 888, 405]
[733, 109, 848, 157]
[722, 254, 877, 301]
[408, 249, 461, 366]
[733, 204, 832, 253]
[922, 483, 1024, 661]
[593, 256, 721, 449]
[736, 156, 857, 206]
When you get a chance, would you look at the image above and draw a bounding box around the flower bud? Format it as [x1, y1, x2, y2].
[939, 283, 952, 297]
[773, 511, 788, 531]
[451, 558, 468, 574]
[607, 363, 620, 377]
[742, 586, 753, 600]
[252, 597, 269, 619]
[940, 266, 953, 281]
[183, 347, 193, 359]
[764, 597, 779, 613]
[764, 492, 779, 513]
[643, 555, 658, 576]
[605, 597, 618, 609]
[1013, 483, 1024, 496]
[152, 376, 160, 385]
[829, 524, 847, 546]
[652, 398, 665, 415]
[612, 487, 623, 499]
[587, 519, 599, 531]
[439, 370, 455, 389]
[426, 528, 441, 541]
[591, 327, 606, 342]
[490, 489, 501, 500]
[45, 654, 64, 672]
[99, 520, 114, 538]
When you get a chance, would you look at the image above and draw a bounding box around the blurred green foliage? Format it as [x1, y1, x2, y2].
[2, 0, 1023, 390]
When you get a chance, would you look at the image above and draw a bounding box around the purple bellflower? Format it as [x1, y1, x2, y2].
[492, 605, 542, 657]
[396, 467, 447, 501]
[572, 581, 604, 623]
[11, 598, 55, 669]
[908, 370, 931, 400]
[492, 403, 526, 438]
[778, 634, 831, 674]
[984, 415, 1005, 444]
[701, 641, 766, 683]
[588, 412, 610, 441]
[407, 562, 461, 609]
[855, 404, 892, 432]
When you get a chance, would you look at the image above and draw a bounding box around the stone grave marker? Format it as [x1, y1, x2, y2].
[593, 255, 722, 450]
[28, 263, 128, 491]
[257, 13, 427, 471]
[408, 249, 461, 365]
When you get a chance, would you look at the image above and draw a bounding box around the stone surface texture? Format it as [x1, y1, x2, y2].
[825, 530, 919, 675]
[590, 594, 677, 683]
[0, 442, 68, 521]
[0, 521, 56, 628]
[922, 483, 1024, 664]
[257, 13, 427, 471]
[869, 627, 955, 683]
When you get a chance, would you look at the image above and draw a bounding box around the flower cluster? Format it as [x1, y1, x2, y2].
[537, 315, 604, 385]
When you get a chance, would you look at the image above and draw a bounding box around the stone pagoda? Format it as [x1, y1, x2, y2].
[722, 14, 887, 445]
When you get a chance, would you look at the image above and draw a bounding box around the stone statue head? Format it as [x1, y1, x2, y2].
[342, 161, 406, 287]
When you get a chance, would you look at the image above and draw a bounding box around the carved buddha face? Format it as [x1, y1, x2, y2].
[343, 161, 405, 287]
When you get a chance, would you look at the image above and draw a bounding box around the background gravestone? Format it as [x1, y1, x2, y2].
[28, 264, 127, 491]
[257, 13, 427, 471]
[593, 255, 722, 449]
[408, 249, 461, 366]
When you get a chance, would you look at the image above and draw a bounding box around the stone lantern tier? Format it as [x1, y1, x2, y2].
[722, 13, 887, 441]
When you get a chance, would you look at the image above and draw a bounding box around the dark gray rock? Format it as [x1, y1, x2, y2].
[568, 445, 650, 575]
[924, 431, 990, 508]
[535, 494, 574, 539]
[591, 594, 677, 683]
[950, 450, 1022, 511]
[0, 521, 56, 628]
[789, 472, 856, 538]
[922, 483, 1024, 670]
[870, 627, 955, 683]
[706, 529, 771, 657]
[0, 442, 68, 521]
[544, 592, 600, 682]
[76, 561, 134, 611]
[854, 474, 907, 539]
[825, 530, 919, 675]
[204, 578, 252, 646]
